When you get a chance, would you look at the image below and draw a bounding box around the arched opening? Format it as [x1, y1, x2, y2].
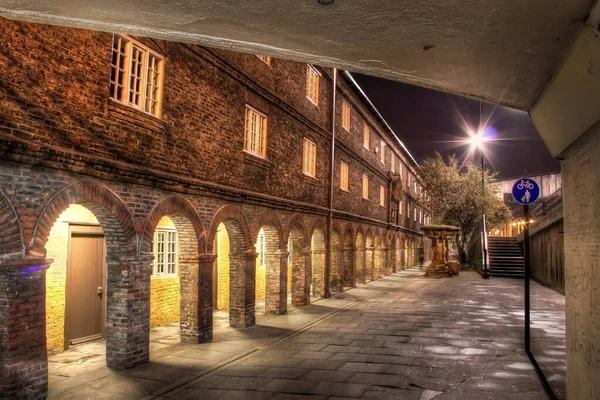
[365, 232, 374, 282]
[343, 229, 355, 290]
[213, 218, 255, 328]
[330, 228, 342, 294]
[45, 204, 107, 355]
[385, 236, 393, 275]
[311, 227, 326, 298]
[374, 234, 381, 279]
[287, 224, 309, 307]
[254, 224, 283, 314]
[356, 232, 365, 284]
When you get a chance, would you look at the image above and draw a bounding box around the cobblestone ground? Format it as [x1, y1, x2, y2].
[49, 269, 564, 399]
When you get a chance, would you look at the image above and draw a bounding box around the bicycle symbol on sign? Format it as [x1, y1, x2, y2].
[517, 180, 535, 190]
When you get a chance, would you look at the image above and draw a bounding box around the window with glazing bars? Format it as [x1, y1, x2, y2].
[363, 124, 370, 149]
[258, 229, 266, 268]
[153, 229, 177, 275]
[380, 141, 386, 163]
[340, 161, 349, 191]
[303, 138, 317, 177]
[110, 35, 164, 116]
[244, 106, 268, 158]
[362, 174, 369, 199]
[380, 185, 385, 207]
[306, 65, 320, 105]
[342, 101, 351, 131]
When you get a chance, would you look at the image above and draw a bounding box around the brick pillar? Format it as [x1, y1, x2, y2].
[367, 246, 375, 281]
[291, 248, 310, 306]
[312, 248, 325, 297]
[350, 248, 357, 287]
[265, 250, 286, 315]
[381, 246, 388, 276]
[390, 245, 397, 274]
[180, 255, 214, 344]
[359, 247, 367, 285]
[338, 247, 345, 293]
[228, 251, 256, 328]
[106, 254, 152, 370]
[0, 258, 52, 400]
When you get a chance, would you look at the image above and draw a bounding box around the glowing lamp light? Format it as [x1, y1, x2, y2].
[467, 129, 487, 149]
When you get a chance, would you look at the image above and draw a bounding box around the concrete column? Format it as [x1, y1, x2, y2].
[530, 25, 600, 399]
[180, 255, 214, 344]
[0, 258, 51, 400]
[106, 254, 152, 370]
[228, 251, 256, 328]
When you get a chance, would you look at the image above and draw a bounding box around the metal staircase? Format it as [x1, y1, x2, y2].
[488, 237, 524, 278]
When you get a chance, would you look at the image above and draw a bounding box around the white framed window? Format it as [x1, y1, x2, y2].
[287, 236, 293, 266]
[399, 161, 403, 177]
[380, 141, 386, 164]
[414, 181, 418, 192]
[306, 65, 320, 106]
[340, 161, 349, 191]
[399, 200, 403, 215]
[110, 35, 164, 117]
[244, 106, 268, 158]
[258, 228, 267, 268]
[342, 101, 351, 131]
[303, 138, 317, 177]
[380, 185, 385, 207]
[362, 174, 369, 200]
[414, 207, 417, 222]
[153, 229, 177, 276]
[257, 55, 272, 65]
[363, 124, 370, 149]
[391, 154, 395, 173]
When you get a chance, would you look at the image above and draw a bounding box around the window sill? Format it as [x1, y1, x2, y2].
[363, 145, 369, 150]
[340, 188, 350, 193]
[107, 99, 167, 132]
[306, 96, 319, 108]
[242, 150, 273, 169]
[151, 274, 179, 279]
[303, 172, 319, 185]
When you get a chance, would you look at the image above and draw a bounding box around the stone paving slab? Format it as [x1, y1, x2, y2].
[48, 268, 564, 399]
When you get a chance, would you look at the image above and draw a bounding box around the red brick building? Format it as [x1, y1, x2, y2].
[0, 18, 431, 398]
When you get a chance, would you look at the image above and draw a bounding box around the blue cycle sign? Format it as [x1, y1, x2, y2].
[512, 179, 540, 205]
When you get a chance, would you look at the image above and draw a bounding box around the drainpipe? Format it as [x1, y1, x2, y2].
[325, 68, 337, 298]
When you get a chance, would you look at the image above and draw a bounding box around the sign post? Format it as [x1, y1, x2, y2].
[511, 179, 540, 354]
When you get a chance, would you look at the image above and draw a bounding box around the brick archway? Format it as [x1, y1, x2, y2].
[141, 196, 208, 344]
[207, 205, 252, 254]
[141, 196, 205, 255]
[0, 188, 25, 258]
[31, 181, 147, 372]
[252, 211, 285, 314]
[207, 205, 255, 328]
[30, 182, 137, 256]
[310, 220, 326, 298]
[287, 214, 310, 306]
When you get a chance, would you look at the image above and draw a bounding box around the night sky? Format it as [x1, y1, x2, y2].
[353, 73, 561, 180]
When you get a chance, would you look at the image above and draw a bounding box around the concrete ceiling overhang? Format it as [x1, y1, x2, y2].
[0, 0, 594, 111]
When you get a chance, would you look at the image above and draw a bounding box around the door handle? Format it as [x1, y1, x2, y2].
[97, 287, 103, 298]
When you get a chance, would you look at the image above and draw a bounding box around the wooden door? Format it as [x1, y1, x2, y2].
[65, 224, 105, 347]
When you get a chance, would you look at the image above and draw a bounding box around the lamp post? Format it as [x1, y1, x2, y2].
[468, 129, 489, 278]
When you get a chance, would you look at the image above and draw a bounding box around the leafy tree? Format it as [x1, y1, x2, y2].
[419, 152, 511, 262]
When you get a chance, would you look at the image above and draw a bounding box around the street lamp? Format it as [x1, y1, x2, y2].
[467, 128, 490, 278]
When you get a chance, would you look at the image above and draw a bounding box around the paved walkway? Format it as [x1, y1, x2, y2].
[48, 269, 564, 399]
